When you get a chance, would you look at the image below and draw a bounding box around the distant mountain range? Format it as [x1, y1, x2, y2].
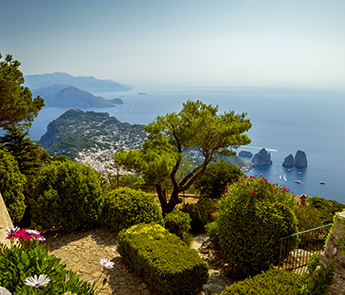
[24, 72, 131, 93]
[24, 72, 130, 108]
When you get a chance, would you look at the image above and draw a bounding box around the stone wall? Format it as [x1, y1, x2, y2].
[0, 192, 13, 247]
[320, 211, 345, 294]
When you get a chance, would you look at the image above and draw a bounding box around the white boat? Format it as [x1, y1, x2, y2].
[320, 181, 326, 185]
[294, 180, 303, 184]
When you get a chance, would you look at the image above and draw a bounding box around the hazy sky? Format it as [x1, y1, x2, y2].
[1, 0, 345, 88]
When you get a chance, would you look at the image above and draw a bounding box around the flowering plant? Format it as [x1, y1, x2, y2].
[5, 227, 46, 243]
[222, 175, 298, 211]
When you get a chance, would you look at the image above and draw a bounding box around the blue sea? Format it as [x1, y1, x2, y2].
[30, 87, 345, 204]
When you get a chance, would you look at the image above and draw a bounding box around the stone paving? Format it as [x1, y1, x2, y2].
[44, 226, 233, 295]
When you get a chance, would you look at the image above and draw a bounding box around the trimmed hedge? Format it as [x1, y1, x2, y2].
[102, 187, 164, 233]
[117, 223, 209, 295]
[219, 268, 304, 295]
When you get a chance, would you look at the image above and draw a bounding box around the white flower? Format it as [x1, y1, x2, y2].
[0, 286, 12, 295]
[36, 236, 46, 242]
[26, 229, 40, 235]
[24, 274, 51, 288]
[99, 258, 115, 269]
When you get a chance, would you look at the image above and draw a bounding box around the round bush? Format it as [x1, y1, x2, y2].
[218, 175, 298, 276]
[32, 161, 104, 231]
[0, 149, 26, 224]
[164, 210, 191, 239]
[103, 187, 164, 232]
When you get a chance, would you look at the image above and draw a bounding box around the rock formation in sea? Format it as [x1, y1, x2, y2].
[252, 148, 272, 167]
[294, 150, 308, 168]
[239, 150, 253, 157]
[282, 154, 294, 168]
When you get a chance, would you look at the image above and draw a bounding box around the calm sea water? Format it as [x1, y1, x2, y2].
[30, 87, 345, 203]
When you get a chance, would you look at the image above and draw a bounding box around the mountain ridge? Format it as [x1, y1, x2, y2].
[24, 72, 132, 93]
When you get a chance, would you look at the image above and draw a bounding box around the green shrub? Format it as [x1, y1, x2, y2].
[32, 161, 104, 231]
[219, 268, 304, 295]
[164, 210, 191, 239]
[102, 187, 164, 233]
[181, 203, 208, 233]
[0, 149, 26, 224]
[0, 242, 95, 294]
[194, 159, 244, 199]
[205, 221, 219, 249]
[117, 223, 209, 295]
[218, 175, 298, 277]
[300, 254, 334, 295]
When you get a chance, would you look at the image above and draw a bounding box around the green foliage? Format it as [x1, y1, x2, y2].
[0, 242, 95, 294]
[219, 269, 304, 295]
[205, 221, 219, 249]
[181, 198, 218, 234]
[117, 174, 145, 190]
[0, 149, 26, 224]
[300, 254, 334, 295]
[295, 205, 324, 232]
[102, 187, 164, 233]
[164, 210, 191, 239]
[0, 53, 44, 129]
[194, 159, 244, 199]
[32, 161, 104, 231]
[114, 100, 251, 214]
[308, 196, 345, 225]
[217, 175, 299, 277]
[181, 203, 208, 234]
[117, 223, 209, 295]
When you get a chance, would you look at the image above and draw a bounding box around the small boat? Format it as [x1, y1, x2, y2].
[320, 181, 326, 185]
[294, 180, 303, 184]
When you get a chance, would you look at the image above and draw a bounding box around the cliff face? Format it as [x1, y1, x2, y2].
[282, 154, 294, 168]
[294, 150, 308, 168]
[252, 148, 272, 167]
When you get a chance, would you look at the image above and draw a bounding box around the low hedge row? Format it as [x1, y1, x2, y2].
[219, 268, 304, 295]
[117, 223, 209, 295]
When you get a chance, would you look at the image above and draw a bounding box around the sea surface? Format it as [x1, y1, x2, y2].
[30, 87, 345, 204]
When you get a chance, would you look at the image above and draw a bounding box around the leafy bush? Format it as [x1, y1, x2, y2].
[219, 268, 304, 295]
[164, 210, 191, 239]
[0, 242, 95, 294]
[181, 203, 208, 233]
[205, 221, 219, 249]
[32, 161, 104, 231]
[0, 149, 26, 224]
[102, 187, 164, 233]
[296, 205, 324, 232]
[117, 223, 209, 295]
[194, 159, 244, 199]
[300, 254, 334, 295]
[218, 175, 298, 276]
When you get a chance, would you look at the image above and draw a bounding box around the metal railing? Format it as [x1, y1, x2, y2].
[278, 223, 332, 273]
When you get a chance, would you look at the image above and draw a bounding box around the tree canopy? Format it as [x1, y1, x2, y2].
[194, 159, 244, 199]
[0, 53, 44, 129]
[114, 100, 252, 214]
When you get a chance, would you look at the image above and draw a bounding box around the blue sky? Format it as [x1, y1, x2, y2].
[1, 0, 345, 88]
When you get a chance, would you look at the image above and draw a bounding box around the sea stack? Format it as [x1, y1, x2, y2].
[282, 154, 294, 168]
[294, 150, 308, 168]
[252, 148, 273, 167]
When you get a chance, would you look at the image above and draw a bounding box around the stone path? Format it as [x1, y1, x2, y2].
[45, 226, 233, 295]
